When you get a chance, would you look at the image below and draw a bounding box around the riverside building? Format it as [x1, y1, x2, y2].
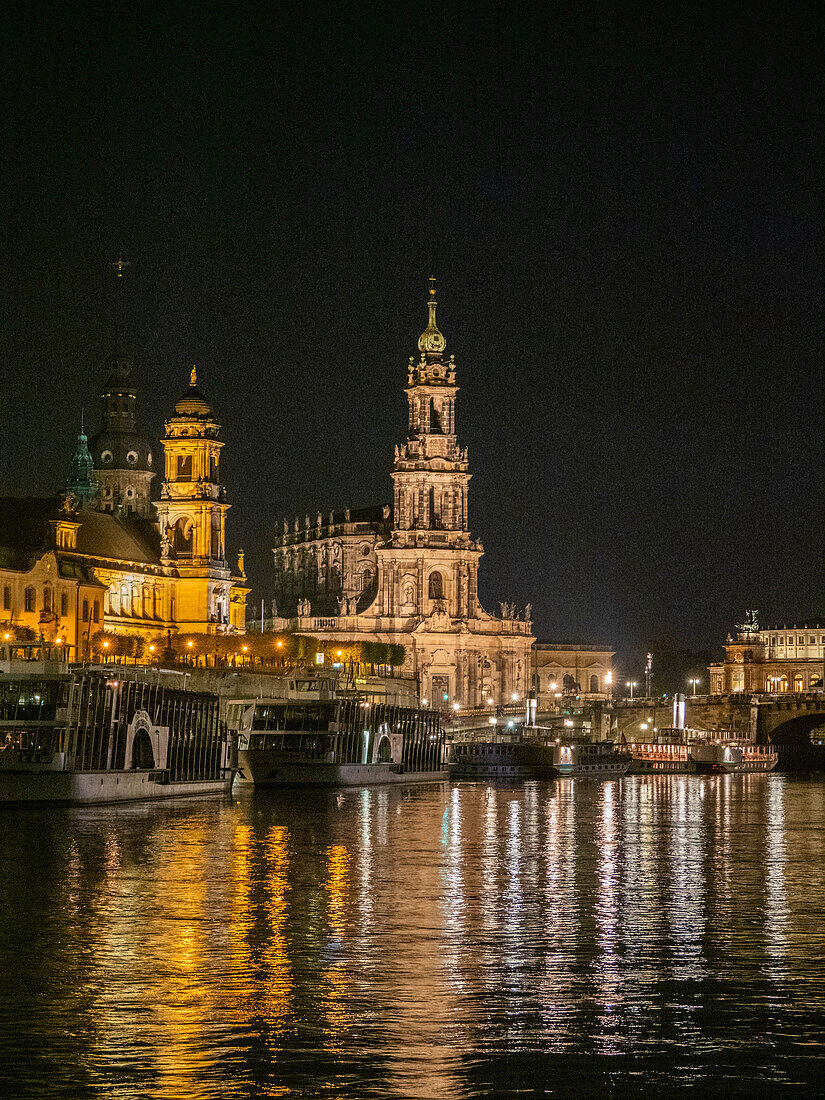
[0, 353, 248, 654]
[270, 285, 534, 707]
[709, 612, 825, 694]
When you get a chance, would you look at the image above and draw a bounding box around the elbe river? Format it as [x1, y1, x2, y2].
[1, 775, 824, 1098]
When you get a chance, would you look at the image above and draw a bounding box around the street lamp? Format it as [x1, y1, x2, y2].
[626, 680, 637, 699]
[689, 678, 701, 696]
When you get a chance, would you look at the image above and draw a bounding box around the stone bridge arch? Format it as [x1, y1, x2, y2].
[758, 700, 825, 768]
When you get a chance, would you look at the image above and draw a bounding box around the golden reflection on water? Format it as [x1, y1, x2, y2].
[8, 777, 825, 1098]
[263, 825, 292, 1028]
[321, 843, 352, 1050]
[144, 820, 214, 1097]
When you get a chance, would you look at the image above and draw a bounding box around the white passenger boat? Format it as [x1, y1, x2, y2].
[551, 739, 632, 778]
[226, 691, 447, 787]
[0, 667, 234, 804]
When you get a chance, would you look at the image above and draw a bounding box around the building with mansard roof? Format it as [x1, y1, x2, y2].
[270, 285, 534, 707]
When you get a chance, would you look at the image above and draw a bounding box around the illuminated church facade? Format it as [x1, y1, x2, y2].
[270, 286, 534, 706]
[0, 350, 248, 657]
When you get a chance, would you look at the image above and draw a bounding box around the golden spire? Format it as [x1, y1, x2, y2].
[190, 364, 197, 386]
[418, 276, 446, 354]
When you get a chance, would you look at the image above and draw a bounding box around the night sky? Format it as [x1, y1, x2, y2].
[2, 3, 823, 669]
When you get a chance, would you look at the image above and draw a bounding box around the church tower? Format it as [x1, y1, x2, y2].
[66, 417, 99, 510]
[89, 262, 155, 516]
[154, 368, 237, 631]
[90, 352, 155, 515]
[377, 281, 483, 620]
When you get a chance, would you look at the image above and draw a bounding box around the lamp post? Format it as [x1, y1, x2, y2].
[689, 678, 701, 696]
[626, 680, 637, 700]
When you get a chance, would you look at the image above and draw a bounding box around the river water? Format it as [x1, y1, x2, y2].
[1, 774, 824, 1098]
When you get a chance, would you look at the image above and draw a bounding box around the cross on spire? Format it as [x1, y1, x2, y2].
[112, 257, 131, 278]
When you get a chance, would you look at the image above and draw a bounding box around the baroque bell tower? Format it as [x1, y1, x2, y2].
[377, 281, 482, 621]
[154, 368, 238, 631]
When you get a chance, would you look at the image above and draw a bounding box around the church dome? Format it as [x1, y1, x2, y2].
[174, 367, 214, 418]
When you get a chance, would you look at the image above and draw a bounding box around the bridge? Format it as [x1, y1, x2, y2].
[609, 693, 825, 768]
[446, 693, 825, 769]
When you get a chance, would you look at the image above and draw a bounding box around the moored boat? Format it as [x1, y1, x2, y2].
[449, 738, 555, 780]
[624, 728, 778, 775]
[0, 667, 233, 804]
[550, 739, 632, 778]
[227, 694, 447, 787]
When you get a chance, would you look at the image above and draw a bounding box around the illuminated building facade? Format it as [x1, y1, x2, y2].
[0, 367, 248, 654]
[709, 613, 825, 694]
[532, 643, 615, 707]
[271, 286, 533, 706]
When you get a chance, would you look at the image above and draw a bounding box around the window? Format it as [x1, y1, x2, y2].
[24, 587, 35, 612]
[778, 637, 784, 645]
[61, 593, 68, 616]
[101, 450, 113, 465]
[428, 572, 444, 600]
[126, 451, 138, 465]
[810, 636, 816, 645]
[798, 636, 804, 645]
[3, 586, 10, 610]
[43, 587, 52, 612]
[177, 454, 193, 480]
[590, 675, 599, 693]
[794, 675, 804, 692]
[82, 599, 89, 622]
[93, 601, 100, 623]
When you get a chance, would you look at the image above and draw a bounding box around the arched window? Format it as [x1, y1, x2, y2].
[590, 674, 599, 693]
[173, 518, 193, 555]
[428, 572, 444, 600]
[82, 598, 89, 622]
[43, 587, 52, 613]
[24, 587, 35, 612]
[3, 586, 10, 610]
[93, 601, 100, 623]
[61, 592, 68, 616]
[793, 674, 804, 693]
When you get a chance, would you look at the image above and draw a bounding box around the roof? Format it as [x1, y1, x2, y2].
[74, 511, 161, 565]
[0, 497, 162, 568]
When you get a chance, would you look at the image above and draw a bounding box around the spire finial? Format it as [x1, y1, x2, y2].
[112, 257, 131, 279]
[80, 407, 85, 437]
[190, 364, 197, 386]
[418, 276, 446, 355]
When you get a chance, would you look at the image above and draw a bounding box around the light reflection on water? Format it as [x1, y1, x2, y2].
[1, 775, 825, 1097]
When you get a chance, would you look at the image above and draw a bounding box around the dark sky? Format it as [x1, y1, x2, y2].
[1, 2, 823, 668]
